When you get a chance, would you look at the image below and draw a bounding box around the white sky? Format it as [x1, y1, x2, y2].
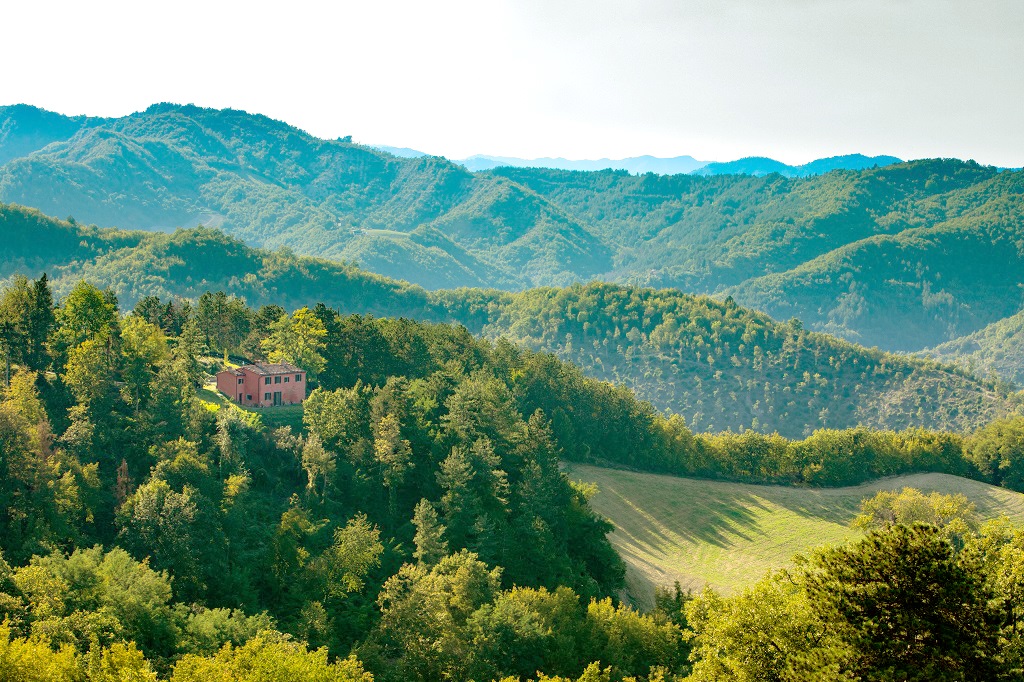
[2, 0, 1022, 166]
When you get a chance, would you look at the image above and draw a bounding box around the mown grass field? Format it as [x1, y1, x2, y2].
[569, 464, 1024, 606]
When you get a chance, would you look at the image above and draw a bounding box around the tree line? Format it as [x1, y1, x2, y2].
[3, 274, 1024, 679]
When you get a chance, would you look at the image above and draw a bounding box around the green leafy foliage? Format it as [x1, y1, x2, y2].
[3, 105, 1023, 364]
[3, 270, 1024, 679]
[925, 309, 1024, 388]
[2, 201, 1019, 437]
[686, 521, 1018, 681]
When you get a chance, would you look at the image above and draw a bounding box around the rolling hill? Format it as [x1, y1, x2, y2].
[571, 464, 1024, 604]
[725, 170, 1024, 350]
[3, 201, 1020, 437]
[924, 309, 1024, 387]
[0, 104, 1020, 360]
[0, 103, 604, 290]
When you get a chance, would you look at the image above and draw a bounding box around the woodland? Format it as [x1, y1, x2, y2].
[1, 103, 1024, 680]
[1, 104, 1022, 357]
[1, 273, 1024, 679]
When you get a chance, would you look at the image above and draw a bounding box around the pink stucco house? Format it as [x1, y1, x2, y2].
[216, 362, 307, 407]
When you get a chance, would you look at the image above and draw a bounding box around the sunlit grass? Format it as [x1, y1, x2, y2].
[198, 382, 305, 431]
[569, 464, 1024, 606]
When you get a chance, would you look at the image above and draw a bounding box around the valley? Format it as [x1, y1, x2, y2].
[0, 101, 1022, 681]
[2, 104, 1023, 375]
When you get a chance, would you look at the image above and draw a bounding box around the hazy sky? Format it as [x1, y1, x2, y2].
[3, 0, 1021, 165]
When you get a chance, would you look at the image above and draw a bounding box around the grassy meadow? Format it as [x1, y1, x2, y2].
[570, 463, 1024, 606]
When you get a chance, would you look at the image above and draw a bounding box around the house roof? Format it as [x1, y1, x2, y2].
[240, 362, 304, 376]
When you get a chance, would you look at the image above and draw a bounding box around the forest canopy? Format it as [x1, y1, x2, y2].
[1, 273, 1024, 679]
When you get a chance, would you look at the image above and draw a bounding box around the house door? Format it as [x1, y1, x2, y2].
[273, 391, 282, 406]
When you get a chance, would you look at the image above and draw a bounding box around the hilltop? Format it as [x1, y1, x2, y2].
[1, 104, 1022, 368]
[2, 201, 1019, 437]
[571, 464, 1024, 604]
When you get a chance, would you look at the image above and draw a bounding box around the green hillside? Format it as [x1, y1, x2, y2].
[924, 309, 1024, 387]
[0, 104, 602, 289]
[3, 104, 1024, 358]
[726, 171, 1024, 350]
[2, 201, 1019, 437]
[0, 104, 104, 165]
[572, 464, 1024, 604]
[452, 282, 1020, 435]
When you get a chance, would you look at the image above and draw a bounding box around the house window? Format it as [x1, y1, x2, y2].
[237, 378, 244, 385]
[296, 374, 302, 382]
[284, 377, 290, 383]
[264, 392, 271, 400]
[246, 395, 252, 401]
[265, 377, 271, 385]
[274, 376, 281, 384]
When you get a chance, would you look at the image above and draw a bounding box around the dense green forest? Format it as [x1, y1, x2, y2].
[725, 169, 1024, 350]
[2, 104, 1022, 359]
[4, 273, 1024, 679]
[1, 202, 1019, 437]
[925, 309, 1024, 387]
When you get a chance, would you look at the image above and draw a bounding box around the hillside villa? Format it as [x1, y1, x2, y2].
[216, 362, 307, 407]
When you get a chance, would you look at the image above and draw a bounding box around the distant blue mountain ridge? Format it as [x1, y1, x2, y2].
[690, 154, 905, 177]
[369, 146, 903, 177]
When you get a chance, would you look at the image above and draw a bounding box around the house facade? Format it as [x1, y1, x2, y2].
[215, 362, 307, 407]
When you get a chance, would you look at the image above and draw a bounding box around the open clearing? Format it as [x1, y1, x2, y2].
[198, 382, 306, 431]
[569, 464, 1024, 606]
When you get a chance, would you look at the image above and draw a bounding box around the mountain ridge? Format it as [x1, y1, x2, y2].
[2, 200, 1019, 438]
[1, 103, 1020, 372]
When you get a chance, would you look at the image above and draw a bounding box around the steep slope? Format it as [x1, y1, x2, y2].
[0, 104, 101, 165]
[4, 202, 1018, 437]
[442, 282, 1018, 436]
[1, 104, 1021, 354]
[495, 159, 1001, 291]
[337, 225, 526, 290]
[727, 171, 1024, 350]
[924, 309, 1024, 387]
[428, 177, 613, 286]
[0, 104, 610, 291]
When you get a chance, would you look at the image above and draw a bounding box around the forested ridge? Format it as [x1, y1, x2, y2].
[2, 104, 1023, 362]
[4, 102, 1024, 679]
[924, 309, 1024, 387]
[2, 202, 1019, 437]
[4, 272, 1024, 679]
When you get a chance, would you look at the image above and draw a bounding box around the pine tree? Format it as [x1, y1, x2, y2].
[412, 499, 448, 566]
[26, 274, 54, 372]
